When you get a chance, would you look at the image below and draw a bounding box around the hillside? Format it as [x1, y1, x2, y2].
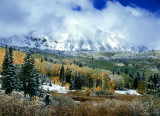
[0, 46, 159, 91]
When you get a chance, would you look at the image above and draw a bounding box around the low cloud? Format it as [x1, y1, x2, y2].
[0, 0, 160, 49]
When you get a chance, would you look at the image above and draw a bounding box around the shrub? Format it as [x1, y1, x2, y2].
[95, 90, 113, 96]
[137, 80, 147, 94]
[0, 91, 55, 115]
[0, 91, 160, 116]
[157, 92, 160, 97]
[52, 95, 75, 107]
[68, 90, 91, 96]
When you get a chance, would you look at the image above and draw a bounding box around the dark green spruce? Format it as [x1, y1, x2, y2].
[2, 47, 15, 94]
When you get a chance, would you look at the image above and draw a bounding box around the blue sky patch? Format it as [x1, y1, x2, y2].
[90, 0, 160, 13]
[72, 5, 82, 11]
[90, 0, 107, 10]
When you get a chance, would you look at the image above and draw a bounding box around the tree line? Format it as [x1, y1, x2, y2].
[117, 67, 160, 93]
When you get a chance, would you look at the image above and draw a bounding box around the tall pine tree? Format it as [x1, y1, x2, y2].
[19, 51, 40, 97]
[8, 47, 16, 88]
[59, 65, 64, 83]
[75, 71, 83, 90]
[2, 48, 10, 90]
[66, 67, 72, 83]
[125, 68, 128, 74]
[69, 77, 75, 90]
[2, 47, 15, 94]
[142, 72, 145, 81]
[32, 69, 41, 96]
[133, 72, 141, 89]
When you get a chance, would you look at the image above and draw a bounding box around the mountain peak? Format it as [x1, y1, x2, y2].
[0, 31, 147, 53]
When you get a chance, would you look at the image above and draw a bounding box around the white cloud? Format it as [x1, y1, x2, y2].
[0, 0, 160, 49]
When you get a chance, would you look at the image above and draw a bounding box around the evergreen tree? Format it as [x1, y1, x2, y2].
[133, 72, 140, 89]
[133, 76, 138, 89]
[2, 48, 10, 89]
[8, 47, 16, 79]
[19, 51, 40, 97]
[157, 74, 160, 89]
[147, 73, 159, 91]
[66, 67, 71, 83]
[91, 56, 94, 60]
[62, 74, 66, 87]
[117, 68, 121, 75]
[136, 72, 141, 81]
[69, 77, 75, 90]
[142, 72, 145, 81]
[79, 63, 83, 67]
[148, 74, 153, 90]
[59, 65, 64, 83]
[8, 47, 16, 88]
[2, 47, 15, 94]
[28, 75, 37, 98]
[15, 68, 21, 92]
[75, 72, 83, 90]
[129, 72, 133, 78]
[153, 73, 158, 90]
[39, 86, 44, 98]
[125, 68, 128, 74]
[112, 69, 115, 75]
[49, 80, 52, 87]
[32, 69, 41, 96]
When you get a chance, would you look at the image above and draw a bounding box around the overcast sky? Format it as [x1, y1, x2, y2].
[0, 0, 160, 49]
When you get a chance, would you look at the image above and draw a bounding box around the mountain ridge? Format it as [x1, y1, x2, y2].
[0, 31, 147, 53]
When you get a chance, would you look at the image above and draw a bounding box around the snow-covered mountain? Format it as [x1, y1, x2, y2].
[0, 31, 147, 52]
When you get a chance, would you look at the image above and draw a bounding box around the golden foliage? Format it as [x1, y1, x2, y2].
[110, 81, 115, 93]
[39, 65, 46, 74]
[54, 76, 62, 86]
[62, 58, 74, 65]
[95, 86, 102, 91]
[13, 51, 25, 65]
[0, 48, 25, 71]
[137, 80, 146, 94]
[0, 48, 5, 71]
[65, 83, 70, 89]
[82, 87, 89, 90]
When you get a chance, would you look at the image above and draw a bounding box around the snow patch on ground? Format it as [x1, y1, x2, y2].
[115, 89, 141, 96]
[42, 84, 68, 93]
